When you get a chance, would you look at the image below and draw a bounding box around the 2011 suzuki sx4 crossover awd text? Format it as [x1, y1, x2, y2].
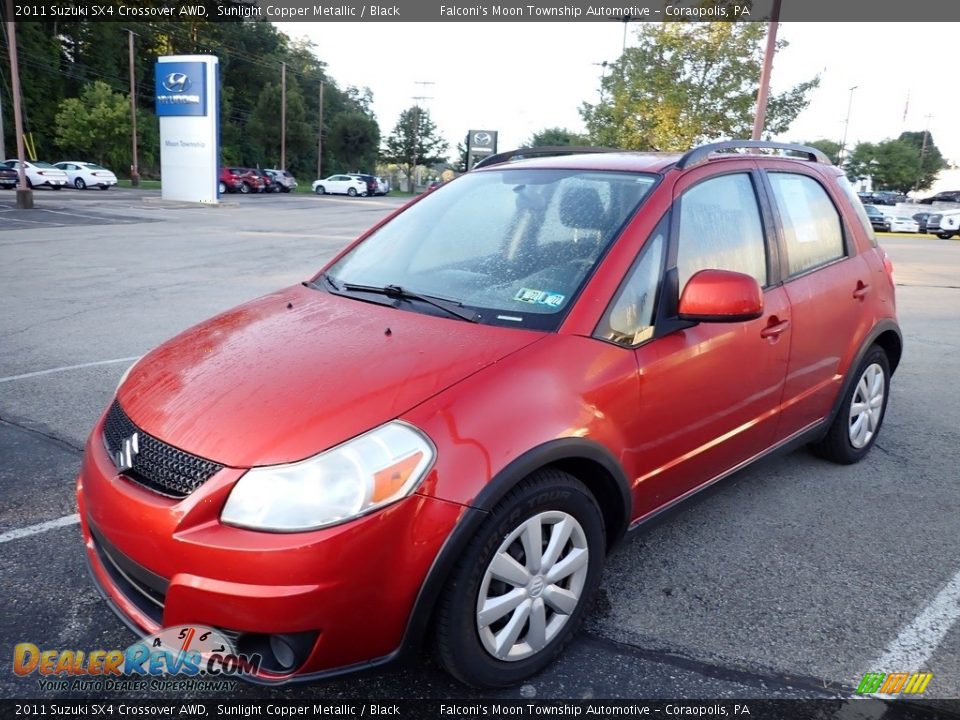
[78, 141, 901, 687]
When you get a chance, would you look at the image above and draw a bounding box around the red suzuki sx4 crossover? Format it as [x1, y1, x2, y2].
[78, 141, 901, 687]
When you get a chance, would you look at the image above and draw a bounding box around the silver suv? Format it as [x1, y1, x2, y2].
[264, 169, 297, 193]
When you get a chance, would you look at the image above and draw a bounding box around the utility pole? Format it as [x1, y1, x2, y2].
[128, 30, 140, 187]
[914, 113, 933, 192]
[0, 85, 5, 160]
[5, 0, 32, 208]
[316, 81, 324, 178]
[751, 0, 782, 141]
[280, 62, 286, 172]
[838, 85, 858, 164]
[411, 80, 434, 192]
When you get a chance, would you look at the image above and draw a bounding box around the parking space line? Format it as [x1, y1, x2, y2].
[866, 569, 960, 672]
[0, 356, 139, 384]
[0, 513, 80, 544]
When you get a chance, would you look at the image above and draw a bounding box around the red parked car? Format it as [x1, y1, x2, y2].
[78, 141, 901, 687]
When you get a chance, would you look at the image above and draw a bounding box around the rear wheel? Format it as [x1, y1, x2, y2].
[51, 185, 62, 190]
[240, 182, 251, 194]
[74, 178, 86, 190]
[435, 470, 605, 687]
[218, 181, 227, 194]
[347, 187, 357, 197]
[810, 345, 890, 464]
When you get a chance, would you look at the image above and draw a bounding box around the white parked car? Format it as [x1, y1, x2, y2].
[53, 161, 118, 190]
[376, 176, 390, 195]
[2, 159, 68, 189]
[888, 215, 920, 233]
[926, 210, 960, 239]
[312, 174, 368, 197]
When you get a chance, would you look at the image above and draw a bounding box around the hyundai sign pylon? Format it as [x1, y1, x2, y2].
[155, 55, 219, 203]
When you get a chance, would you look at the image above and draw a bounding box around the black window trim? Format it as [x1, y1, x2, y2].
[758, 168, 855, 282]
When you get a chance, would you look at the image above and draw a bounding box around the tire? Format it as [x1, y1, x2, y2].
[51, 185, 62, 190]
[810, 345, 891, 464]
[218, 181, 227, 194]
[435, 470, 605, 687]
[937, 232, 954, 239]
[347, 187, 357, 197]
[282, 186, 291, 193]
[74, 178, 86, 190]
[240, 182, 251, 194]
[99, 185, 109, 191]
[25, 178, 32, 189]
[314, 185, 325, 195]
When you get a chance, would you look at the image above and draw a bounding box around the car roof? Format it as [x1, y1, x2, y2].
[474, 152, 682, 174]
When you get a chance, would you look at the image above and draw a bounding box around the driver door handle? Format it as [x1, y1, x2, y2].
[760, 317, 791, 339]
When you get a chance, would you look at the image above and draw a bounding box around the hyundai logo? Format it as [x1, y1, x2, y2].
[473, 132, 492, 146]
[114, 432, 140, 473]
[162, 72, 191, 93]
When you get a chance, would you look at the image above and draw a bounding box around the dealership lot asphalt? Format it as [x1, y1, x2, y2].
[1, 189, 958, 704]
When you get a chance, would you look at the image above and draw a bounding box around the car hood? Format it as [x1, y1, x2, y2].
[117, 284, 543, 467]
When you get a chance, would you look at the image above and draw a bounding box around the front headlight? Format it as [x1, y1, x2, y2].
[221, 421, 435, 532]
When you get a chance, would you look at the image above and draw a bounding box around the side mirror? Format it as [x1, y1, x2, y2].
[678, 269, 763, 322]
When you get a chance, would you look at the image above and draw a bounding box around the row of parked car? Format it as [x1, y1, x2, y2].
[311, 173, 390, 197]
[860, 200, 960, 238]
[219, 167, 297, 194]
[0, 159, 118, 190]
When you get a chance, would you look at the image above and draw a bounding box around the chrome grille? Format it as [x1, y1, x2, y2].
[102, 401, 223, 498]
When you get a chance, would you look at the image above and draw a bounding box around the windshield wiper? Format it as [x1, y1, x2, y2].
[340, 282, 480, 323]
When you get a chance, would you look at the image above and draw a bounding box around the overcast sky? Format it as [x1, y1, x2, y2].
[275, 22, 960, 166]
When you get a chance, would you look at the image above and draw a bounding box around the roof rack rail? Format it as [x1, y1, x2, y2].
[676, 140, 831, 170]
[472, 146, 619, 170]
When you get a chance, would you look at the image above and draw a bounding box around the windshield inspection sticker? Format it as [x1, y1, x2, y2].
[514, 288, 566, 307]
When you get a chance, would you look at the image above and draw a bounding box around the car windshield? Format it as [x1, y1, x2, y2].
[325, 168, 657, 330]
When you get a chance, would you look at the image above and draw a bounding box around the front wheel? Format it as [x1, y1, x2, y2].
[239, 182, 251, 194]
[810, 345, 890, 464]
[314, 185, 325, 195]
[937, 232, 955, 239]
[435, 470, 605, 687]
[75, 178, 86, 190]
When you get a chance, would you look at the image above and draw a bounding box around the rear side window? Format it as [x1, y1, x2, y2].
[768, 173, 845, 276]
[835, 174, 878, 247]
[677, 173, 767, 291]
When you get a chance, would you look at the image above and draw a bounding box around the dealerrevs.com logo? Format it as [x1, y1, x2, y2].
[13, 625, 261, 692]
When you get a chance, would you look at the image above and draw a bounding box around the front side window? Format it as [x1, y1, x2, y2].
[676, 173, 767, 292]
[595, 221, 666, 347]
[326, 169, 657, 329]
[769, 172, 846, 275]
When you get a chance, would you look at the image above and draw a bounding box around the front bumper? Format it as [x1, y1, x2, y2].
[77, 410, 464, 682]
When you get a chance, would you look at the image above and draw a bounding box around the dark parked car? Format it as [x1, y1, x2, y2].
[78, 140, 901, 688]
[863, 204, 891, 232]
[919, 190, 960, 205]
[348, 173, 379, 196]
[0, 165, 18, 189]
[872, 191, 907, 206]
[247, 168, 279, 193]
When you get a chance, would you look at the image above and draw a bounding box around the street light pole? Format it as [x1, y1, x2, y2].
[4, 0, 32, 208]
[839, 85, 858, 164]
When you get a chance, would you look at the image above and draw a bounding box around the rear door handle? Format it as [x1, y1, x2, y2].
[760, 318, 791, 339]
[853, 281, 871, 300]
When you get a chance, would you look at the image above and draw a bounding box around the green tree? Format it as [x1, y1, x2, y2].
[328, 111, 380, 173]
[54, 81, 130, 169]
[897, 131, 947, 191]
[581, 23, 819, 151]
[382, 106, 448, 192]
[800, 139, 842, 166]
[844, 139, 933, 193]
[527, 127, 590, 147]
